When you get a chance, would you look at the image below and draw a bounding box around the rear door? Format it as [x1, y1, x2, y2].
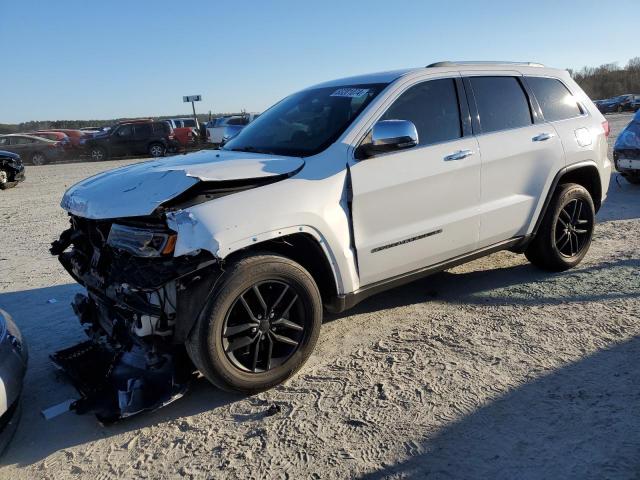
[524, 75, 593, 169]
[463, 74, 565, 247]
[350, 76, 481, 286]
[132, 123, 153, 154]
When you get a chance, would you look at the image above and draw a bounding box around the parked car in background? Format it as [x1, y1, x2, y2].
[0, 150, 25, 189]
[206, 113, 260, 144]
[27, 131, 72, 151]
[597, 94, 640, 113]
[83, 120, 179, 160]
[36, 129, 87, 149]
[0, 309, 28, 454]
[613, 109, 640, 184]
[0, 134, 66, 165]
[165, 118, 199, 147]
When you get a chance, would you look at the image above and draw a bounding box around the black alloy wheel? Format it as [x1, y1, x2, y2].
[525, 183, 595, 272]
[554, 198, 592, 258]
[222, 280, 307, 373]
[186, 253, 322, 394]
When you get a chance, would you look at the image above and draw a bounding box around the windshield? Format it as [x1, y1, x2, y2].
[223, 83, 387, 157]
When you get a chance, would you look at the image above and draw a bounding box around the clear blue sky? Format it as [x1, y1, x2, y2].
[1, 0, 636, 123]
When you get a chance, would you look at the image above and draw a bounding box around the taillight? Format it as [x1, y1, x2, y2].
[602, 120, 610, 138]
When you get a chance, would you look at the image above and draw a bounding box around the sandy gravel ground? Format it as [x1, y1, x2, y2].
[0, 114, 638, 479]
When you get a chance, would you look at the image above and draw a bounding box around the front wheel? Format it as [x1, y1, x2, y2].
[525, 183, 595, 271]
[90, 146, 108, 161]
[186, 254, 322, 394]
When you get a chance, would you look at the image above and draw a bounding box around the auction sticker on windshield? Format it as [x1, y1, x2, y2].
[330, 88, 370, 98]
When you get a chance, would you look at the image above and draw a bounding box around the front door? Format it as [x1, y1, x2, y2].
[350, 77, 481, 286]
[111, 124, 134, 156]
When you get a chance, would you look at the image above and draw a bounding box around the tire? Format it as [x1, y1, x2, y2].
[90, 146, 108, 161]
[148, 143, 165, 158]
[30, 152, 46, 166]
[186, 253, 322, 394]
[525, 183, 595, 272]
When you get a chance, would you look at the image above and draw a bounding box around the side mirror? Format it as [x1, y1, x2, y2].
[356, 120, 419, 159]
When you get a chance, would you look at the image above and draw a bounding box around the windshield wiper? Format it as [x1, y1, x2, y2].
[228, 146, 275, 155]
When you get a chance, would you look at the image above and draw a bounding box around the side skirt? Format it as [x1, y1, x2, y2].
[326, 236, 526, 313]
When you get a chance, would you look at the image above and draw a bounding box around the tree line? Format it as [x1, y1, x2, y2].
[569, 57, 640, 100]
[3, 58, 640, 135]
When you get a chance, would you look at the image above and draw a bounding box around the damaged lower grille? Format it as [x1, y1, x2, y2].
[50, 214, 224, 422]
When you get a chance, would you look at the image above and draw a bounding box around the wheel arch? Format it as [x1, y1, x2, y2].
[223, 232, 340, 308]
[532, 161, 602, 238]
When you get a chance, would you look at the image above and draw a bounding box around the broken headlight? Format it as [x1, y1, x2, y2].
[107, 224, 176, 257]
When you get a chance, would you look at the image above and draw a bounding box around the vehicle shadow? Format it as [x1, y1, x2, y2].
[1, 253, 637, 466]
[0, 284, 242, 467]
[328, 256, 640, 320]
[359, 335, 640, 479]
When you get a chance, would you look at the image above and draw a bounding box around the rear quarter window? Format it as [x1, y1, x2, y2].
[526, 77, 583, 122]
[469, 76, 532, 134]
[153, 122, 170, 134]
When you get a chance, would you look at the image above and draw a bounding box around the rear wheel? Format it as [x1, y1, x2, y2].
[186, 254, 322, 394]
[525, 183, 595, 271]
[148, 143, 165, 158]
[90, 146, 108, 161]
[31, 152, 46, 165]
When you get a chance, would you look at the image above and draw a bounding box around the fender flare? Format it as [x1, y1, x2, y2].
[218, 224, 345, 294]
[531, 160, 602, 237]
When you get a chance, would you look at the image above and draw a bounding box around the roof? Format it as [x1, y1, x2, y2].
[307, 61, 558, 89]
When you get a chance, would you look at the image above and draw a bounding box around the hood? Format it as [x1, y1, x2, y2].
[0, 150, 20, 161]
[61, 149, 304, 220]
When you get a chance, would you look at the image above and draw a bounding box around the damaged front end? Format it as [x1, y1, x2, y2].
[49, 214, 222, 423]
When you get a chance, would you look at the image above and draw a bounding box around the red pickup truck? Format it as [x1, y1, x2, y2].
[164, 118, 199, 147]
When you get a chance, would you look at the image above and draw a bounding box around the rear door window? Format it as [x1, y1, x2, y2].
[381, 78, 462, 146]
[527, 77, 582, 122]
[134, 124, 153, 137]
[468, 76, 532, 133]
[153, 122, 169, 134]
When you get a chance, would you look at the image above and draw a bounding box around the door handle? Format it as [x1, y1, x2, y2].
[532, 132, 555, 142]
[444, 149, 474, 161]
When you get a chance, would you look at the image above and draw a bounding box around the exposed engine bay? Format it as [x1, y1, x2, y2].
[50, 213, 223, 422]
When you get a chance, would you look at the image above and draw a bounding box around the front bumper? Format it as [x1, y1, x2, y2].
[50, 216, 223, 421]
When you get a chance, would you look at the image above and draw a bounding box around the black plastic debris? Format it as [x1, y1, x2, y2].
[51, 340, 194, 424]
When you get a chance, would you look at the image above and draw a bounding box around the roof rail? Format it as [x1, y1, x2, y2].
[426, 61, 545, 68]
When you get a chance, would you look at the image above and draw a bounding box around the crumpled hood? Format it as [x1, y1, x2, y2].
[61, 150, 304, 219]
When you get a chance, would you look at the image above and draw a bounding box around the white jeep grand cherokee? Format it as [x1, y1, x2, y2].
[51, 62, 611, 414]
